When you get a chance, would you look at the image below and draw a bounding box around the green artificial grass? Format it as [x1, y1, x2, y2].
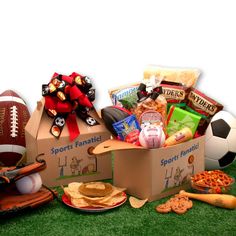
[1, 163, 236, 236]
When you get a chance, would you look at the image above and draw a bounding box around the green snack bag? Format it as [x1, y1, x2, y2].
[167, 106, 201, 136]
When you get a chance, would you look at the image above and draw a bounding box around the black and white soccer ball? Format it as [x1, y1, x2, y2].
[86, 117, 97, 126]
[205, 111, 236, 170]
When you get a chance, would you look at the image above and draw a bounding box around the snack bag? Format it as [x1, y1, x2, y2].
[134, 91, 167, 131]
[167, 106, 201, 137]
[108, 83, 139, 110]
[112, 115, 141, 144]
[186, 88, 223, 134]
[144, 65, 200, 88]
[160, 81, 191, 111]
[132, 76, 168, 132]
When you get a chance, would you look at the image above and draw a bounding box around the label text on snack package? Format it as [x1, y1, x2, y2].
[160, 143, 200, 167]
[188, 91, 217, 115]
[162, 87, 185, 100]
[51, 135, 102, 155]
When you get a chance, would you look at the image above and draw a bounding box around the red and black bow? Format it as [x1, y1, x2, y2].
[42, 72, 98, 141]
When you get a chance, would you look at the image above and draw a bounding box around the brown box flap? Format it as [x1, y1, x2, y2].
[93, 139, 145, 154]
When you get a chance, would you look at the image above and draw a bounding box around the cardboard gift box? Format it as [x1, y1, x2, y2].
[94, 136, 205, 202]
[25, 99, 112, 187]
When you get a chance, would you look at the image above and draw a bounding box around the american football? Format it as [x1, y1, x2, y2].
[0, 90, 30, 166]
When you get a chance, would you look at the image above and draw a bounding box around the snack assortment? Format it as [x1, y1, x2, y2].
[2, 65, 235, 219]
[102, 65, 224, 149]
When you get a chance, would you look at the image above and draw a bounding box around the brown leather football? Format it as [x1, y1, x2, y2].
[0, 90, 30, 166]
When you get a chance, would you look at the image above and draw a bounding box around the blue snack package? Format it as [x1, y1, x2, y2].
[112, 115, 141, 144]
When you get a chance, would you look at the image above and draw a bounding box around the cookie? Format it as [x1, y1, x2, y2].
[156, 194, 193, 215]
[171, 201, 188, 215]
[156, 203, 172, 214]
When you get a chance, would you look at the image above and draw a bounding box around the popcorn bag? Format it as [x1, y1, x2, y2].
[25, 72, 112, 187]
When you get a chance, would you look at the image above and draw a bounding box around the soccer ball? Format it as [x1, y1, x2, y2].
[205, 111, 236, 170]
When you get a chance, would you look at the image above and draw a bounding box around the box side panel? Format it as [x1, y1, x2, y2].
[37, 131, 112, 187]
[38, 109, 110, 139]
[114, 149, 152, 200]
[150, 135, 205, 201]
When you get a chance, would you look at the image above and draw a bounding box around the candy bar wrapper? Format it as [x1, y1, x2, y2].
[186, 88, 223, 134]
[108, 83, 139, 110]
[167, 106, 201, 137]
[144, 65, 200, 88]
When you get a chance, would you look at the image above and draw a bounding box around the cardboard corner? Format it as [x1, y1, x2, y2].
[25, 97, 45, 139]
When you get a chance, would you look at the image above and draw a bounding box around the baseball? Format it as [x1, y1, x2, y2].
[139, 125, 165, 149]
[16, 173, 42, 194]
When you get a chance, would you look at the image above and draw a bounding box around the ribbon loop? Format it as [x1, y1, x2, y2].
[42, 72, 98, 141]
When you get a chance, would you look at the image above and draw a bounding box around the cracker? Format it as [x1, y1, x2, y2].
[79, 182, 113, 197]
[63, 181, 126, 208]
[129, 196, 148, 209]
[155, 203, 172, 213]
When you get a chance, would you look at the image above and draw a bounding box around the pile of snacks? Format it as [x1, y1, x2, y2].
[191, 170, 234, 194]
[62, 182, 126, 208]
[102, 66, 223, 148]
[155, 193, 193, 215]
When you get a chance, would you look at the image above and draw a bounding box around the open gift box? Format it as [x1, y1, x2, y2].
[25, 99, 112, 187]
[93, 136, 205, 202]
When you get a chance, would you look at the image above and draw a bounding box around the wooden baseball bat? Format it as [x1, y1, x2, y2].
[179, 190, 236, 209]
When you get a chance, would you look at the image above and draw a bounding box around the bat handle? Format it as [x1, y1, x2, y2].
[179, 190, 236, 209]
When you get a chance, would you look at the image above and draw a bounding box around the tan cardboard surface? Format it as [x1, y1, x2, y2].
[93, 139, 144, 154]
[25, 99, 45, 139]
[25, 100, 112, 187]
[95, 136, 205, 202]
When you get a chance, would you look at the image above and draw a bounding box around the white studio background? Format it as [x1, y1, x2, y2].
[0, 0, 235, 116]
